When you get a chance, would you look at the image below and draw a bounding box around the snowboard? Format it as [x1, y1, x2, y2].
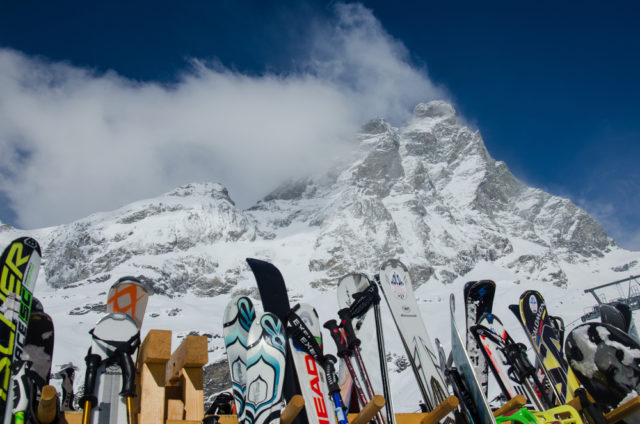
[377, 259, 452, 420]
[246, 258, 306, 424]
[509, 290, 580, 404]
[565, 322, 640, 412]
[337, 273, 394, 423]
[245, 312, 287, 424]
[0, 236, 41, 423]
[81, 312, 140, 424]
[56, 366, 76, 411]
[450, 294, 497, 424]
[287, 303, 336, 424]
[464, 280, 495, 397]
[224, 295, 256, 420]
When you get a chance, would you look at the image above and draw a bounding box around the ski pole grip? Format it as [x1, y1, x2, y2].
[118, 351, 136, 397]
[338, 308, 361, 348]
[322, 354, 341, 395]
[324, 320, 350, 356]
[349, 283, 381, 318]
[80, 353, 101, 407]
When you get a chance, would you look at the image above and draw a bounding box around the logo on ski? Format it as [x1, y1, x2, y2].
[107, 285, 146, 319]
[389, 273, 406, 300]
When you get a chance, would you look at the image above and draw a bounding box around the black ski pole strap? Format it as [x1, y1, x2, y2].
[338, 308, 361, 348]
[324, 319, 351, 357]
[286, 309, 324, 362]
[118, 350, 136, 397]
[349, 282, 381, 318]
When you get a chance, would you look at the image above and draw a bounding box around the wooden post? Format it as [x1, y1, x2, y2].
[37, 385, 59, 424]
[421, 396, 459, 424]
[280, 394, 305, 424]
[493, 394, 527, 418]
[165, 335, 208, 422]
[138, 329, 172, 424]
[349, 395, 386, 424]
[605, 395, 640, 424]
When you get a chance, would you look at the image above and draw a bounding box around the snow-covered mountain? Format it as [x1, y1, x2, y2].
[1, 100, 638, 410]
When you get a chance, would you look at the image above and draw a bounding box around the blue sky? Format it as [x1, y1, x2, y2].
[0, 1, 638, 250]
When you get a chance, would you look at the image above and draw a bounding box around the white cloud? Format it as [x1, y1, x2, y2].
[0, 3, 445, 229]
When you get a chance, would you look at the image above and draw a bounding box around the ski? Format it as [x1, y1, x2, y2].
[376, 259, 451, 419]
[287, 303, 338, 424]
[337, 273, 394, 423]
[80, 312, 140, 424]
[55, 366, 76, 411]
[23, 310, 55, 410]
[463, 280, 495, 397]
[246, 258, 307, 424]
[97, 276, 149, 423]
[224, 295, 256, 421]
[0, 236, 41, 424]
[450, 294, 497, 424]
[245, 312, 287, 424]
[107, 276, 149, 328]
[436, 337, 477, 424]
[509, 290, 580, 404]
[565, 322, 640, 414]
[470, 313, 552, 410]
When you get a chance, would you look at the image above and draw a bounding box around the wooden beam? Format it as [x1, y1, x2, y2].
[166, 335, 208, 384]
[493, 394, 527, 417]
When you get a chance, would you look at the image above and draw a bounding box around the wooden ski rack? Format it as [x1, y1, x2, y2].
[60, 329, 209, 424]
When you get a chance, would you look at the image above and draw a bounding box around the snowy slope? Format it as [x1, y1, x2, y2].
[1, 100, 639, 411]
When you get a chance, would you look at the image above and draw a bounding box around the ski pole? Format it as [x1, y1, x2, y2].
[322, 354, 349, 424]
[80, 353, 102, 424]
[323, 320, 369, 409]
[10, 361, 32, 424]
[117, 349, 137, 424]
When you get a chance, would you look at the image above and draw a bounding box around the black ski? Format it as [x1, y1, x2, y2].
[246, 258, 307, 424]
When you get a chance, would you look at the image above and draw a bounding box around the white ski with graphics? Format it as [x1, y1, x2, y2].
[337, 273, 394, 424]
[287, 303, 336, 424]
[245, 312, 287, 424]
[224, 295, 256, 420]
[102, 277, 149, 423]
[377, 259, 451, 420]
[450, 294, 497, 424]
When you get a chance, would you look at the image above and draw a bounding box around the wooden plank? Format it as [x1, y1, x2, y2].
[181, 368, 204, 421]
[605, 395, 640, 424]
[139, 363, 167, 424]
[166, 421, 202, 424]
[61, 411, 83, 424]
[166, 335, 208, 384]
[167, 398, 185, 421]
[139, 329, 172, 369]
